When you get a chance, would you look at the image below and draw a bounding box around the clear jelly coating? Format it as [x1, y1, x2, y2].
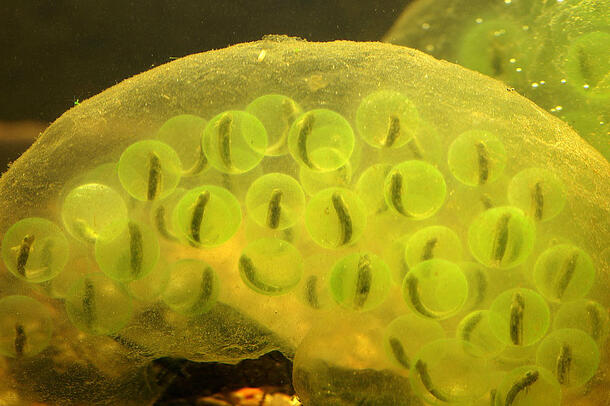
[383, 313, 446, 370]
[0, 295, 52, 358]
[304, 187, 367, 249]
[94, 220, 160, 282]
[329, 251, 392, 311]
[245, 173, 306, 230]
[202, 110, 268, 174]
[507, 168, 566, 222]
[488, 288, 550, 347]
[238, 238, 304, 296]
[287, 109, 355, 172]
[402, 259, 468, 320]
[533, 244, 595, 303]
[64, 273, 134, 335]
[383, 160, 447, 219]
[155, 114, 208, 176]
[245, 94, 302, 156]
[172, 185, 242, 247]
[535, 328, 600, 388]
[355, 90, 420, 149]
[410, 338, 492, 405]
[384, 0, 610, 160]
[0, 38, 607, 406]
[404, 225, 463, 268]
[468, 206, 535, 269]
[448, 130, 507, 187]
[118, 140, 183, 201]
[1, 217, 69, 283]
[494, 365, 561, 406]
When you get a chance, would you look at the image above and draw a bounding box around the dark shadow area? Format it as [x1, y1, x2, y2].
[1, 0, 411, 123]
[153, 351, 293, 405]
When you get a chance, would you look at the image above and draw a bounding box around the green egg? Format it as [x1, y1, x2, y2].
[118, 140, 183, 201]
[245, 173, 305, 230]
[329, 252, 391, 311]
[162, 259, 219, 316]
[404, 225, 463, 268]
[507, 168, 566, 222]
[564, 31, 610, 101]
[457, 18, 529, 83]
[468, 206, 535, 269]
[553, 299, 609, 346]
[305, 187, 367, 249]
[238, 238, 303, 296]
[410, 338, 492, 405]
[457, 310, 506, 358]
[202, 110, 268, 174]
[355, 163, 392, 214]
[384, 160, 447, 219]
[61, 183, 129, 243]
[155, 114, 208, 176]
[0, 295, 53, 358]
[494, 365, 561, 406]
[536, 328, 600, 388]
[1, 217, 69, 283]
[355, 90, 420, 149]
[65, 273, 134, 335]
[94, 220, 160, 282]
[383, 313, 446, 370]
[448, 130, 507, 187]
[533, 244, 595, 302]
[287, 109, 355, 172]
[402, 259, 468, 320]
[172, 185, 242, 247]
[488, 288, 550, 347]
[245, 94, 303, 156]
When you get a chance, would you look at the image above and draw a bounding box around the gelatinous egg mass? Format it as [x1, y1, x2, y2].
[355, 90, 420, 149]
[468, 206, 535, 269]
[0, 38, 607, 406]
[384, 0, 610, 160]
